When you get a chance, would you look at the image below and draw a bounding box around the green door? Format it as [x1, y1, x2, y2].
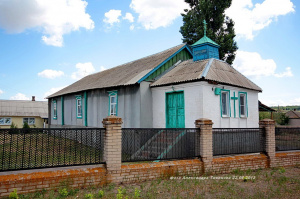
[166, 92, 185, 128]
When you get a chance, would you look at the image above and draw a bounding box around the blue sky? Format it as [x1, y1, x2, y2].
[0, 0, 298, 106]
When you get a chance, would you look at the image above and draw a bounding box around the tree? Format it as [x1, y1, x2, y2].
[180, 0, 238, 65]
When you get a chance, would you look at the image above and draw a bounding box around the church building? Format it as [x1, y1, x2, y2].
[47, 23, 261, 128]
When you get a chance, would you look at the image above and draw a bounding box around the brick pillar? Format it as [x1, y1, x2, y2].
[259, 119, 276, 168]
[195, 118, 213, 172]
[102, 116, 123, 183]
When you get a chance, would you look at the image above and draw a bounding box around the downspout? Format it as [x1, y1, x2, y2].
[84, 91, 88, 127]
[61, 96, 64, 126]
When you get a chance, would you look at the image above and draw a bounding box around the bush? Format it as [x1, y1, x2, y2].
[23, 122, 30, 129]
[9, 189, 18, 199]
[9, 122, 19, 134]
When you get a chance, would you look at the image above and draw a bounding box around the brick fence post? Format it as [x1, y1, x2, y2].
[102, 115, 123, 183]
[259, 119, 276, 168]
[195, 118, 213, 173]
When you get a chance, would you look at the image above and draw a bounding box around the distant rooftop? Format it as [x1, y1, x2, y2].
[0, 100, 48, 118]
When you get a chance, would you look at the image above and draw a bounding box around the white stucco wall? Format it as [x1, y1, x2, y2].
[151, 81, 259, 128]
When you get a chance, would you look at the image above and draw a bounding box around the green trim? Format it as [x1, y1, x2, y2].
[165, 90, 185, 128]
[53, 100, 57, 120]
[238, 92, 248, 118]
[76, 95, 83, 119]
[231, 92, 238, 118]
[220, 89, 231, 117]
[61, 96, 64, 125]
[84, 91, 88, 127]
[108, 91, 118, 116]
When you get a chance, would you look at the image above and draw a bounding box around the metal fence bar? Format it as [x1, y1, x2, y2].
[213, 128, 265, 156]
[121, 128, 200, 162]
[275, 128, 300, 151]
[0, 128, 105, 172]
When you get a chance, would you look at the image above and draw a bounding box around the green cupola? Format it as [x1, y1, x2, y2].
[191, 20, 220, 61]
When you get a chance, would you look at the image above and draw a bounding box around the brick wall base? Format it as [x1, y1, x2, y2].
[1, 152, 300, 197]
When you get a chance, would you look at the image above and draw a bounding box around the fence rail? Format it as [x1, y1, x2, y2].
[122, 128, 200, 162]
[0, 128, 105, 172]
[213, 128, 265, 156]
[275, 128, 300, 151]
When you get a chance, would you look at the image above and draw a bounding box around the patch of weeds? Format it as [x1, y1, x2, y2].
[277, 176, 288, 186]
[9, 189, 19, 199]
[98, 190, 104, 198]
[116, 187, 127, 199]
[68, 188, 79, 196]
[279, 167, 286, 174]
[134, 188, 141, 198]
[245, 169, 252, 175]
[220, 180, 229, 186]
[107, 183, 115, 191]
[85, 193, 94, 199]
[232, 168, 244, 175]
[58, 188, 68, 197]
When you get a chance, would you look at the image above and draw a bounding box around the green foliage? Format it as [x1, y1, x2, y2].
[180, 0, 238, 65]
[10, 122, 18, 129]
[277, 113, 289, 125]
[84, 193, 94, 199]
[58, 188, 68, 197]
[9, 189, 19, 199]
[9, 122, 19, 134]
[116, 187, 127, 199]
[98, 190, 104, 198]
[22, 122, 30, 129]
[134, 188, 141, 198]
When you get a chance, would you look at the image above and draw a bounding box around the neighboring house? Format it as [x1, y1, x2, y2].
[285, 110, 300, 127]
[0, 97, 48, 128]
[47, 30, 262, 128]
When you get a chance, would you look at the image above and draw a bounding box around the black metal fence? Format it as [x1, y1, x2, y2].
[213, 128, 265, 156]
[0, 128, 105, 172]
[122, 128, 200, 162]
[275, 128, 300, 151]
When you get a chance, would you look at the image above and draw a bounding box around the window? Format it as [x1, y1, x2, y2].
[221, 90, 230, 117]
[108, 91, 118, 116]
[239, 92, 247, 117]
[53, 100, 57, 120]
[76, 96, 82, 118]
[23, 118, 35, 125]
[0, 117, 11, 125]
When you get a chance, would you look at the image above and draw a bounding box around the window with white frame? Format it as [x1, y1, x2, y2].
[239, 92, 247, 117]
[221, 91, 230, 117]
[53, 100, 57, 119]
[23, 118, 35, 125]
[76, 96, 82, 118]
[109, 91, 117, 116]
[0, 117, 12, 125]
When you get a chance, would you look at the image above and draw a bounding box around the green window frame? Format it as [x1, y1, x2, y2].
[53, 100, 57, 120]
[239, 92, 248, 118]
[76, 96, 83, 119]
[108, 91, 118, 116]
[220, 89, 231, 117]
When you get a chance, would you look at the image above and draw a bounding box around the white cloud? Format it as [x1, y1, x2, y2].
[261, 98, 300, 106]
[123, 13, 134, 23]
[71, 62, 96, 80]
[130, 24, 135, 31]
[226, 0, 295, 39]
[10, 93, 30, 100]
[38, 69, 64, 79]
[0, 89, 3, 95]
[44, 86, 66, 98]
[103, 9, 122, 26]
[99, 66, 107, 72]
[0, 0, 94, 47]
[130, 0, 189, 30]
[233, 50, 293, 78]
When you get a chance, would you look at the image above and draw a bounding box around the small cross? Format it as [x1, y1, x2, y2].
[231, 92, 238, 118]
[203, 20, 207, 36]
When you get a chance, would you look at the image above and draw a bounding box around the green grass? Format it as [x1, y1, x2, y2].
[5, 166, 300, 199]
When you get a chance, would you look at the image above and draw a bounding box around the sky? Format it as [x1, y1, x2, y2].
[0, 0, 298, 106]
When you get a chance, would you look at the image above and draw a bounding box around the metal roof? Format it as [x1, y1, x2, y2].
[191, 35, 220, 47]
[151, 58, 262, 92]
[286, 111, 300, 119]
[0, 100, 48, 118]
[259, 101, 276, 112]
[47, 44, 186, 98]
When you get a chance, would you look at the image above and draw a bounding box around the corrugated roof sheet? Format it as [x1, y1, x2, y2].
[47, 44, 186, 98]
[0, 100, 48, 118]
[286, 111, 300, 119]
[151, 59, 262, 92]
